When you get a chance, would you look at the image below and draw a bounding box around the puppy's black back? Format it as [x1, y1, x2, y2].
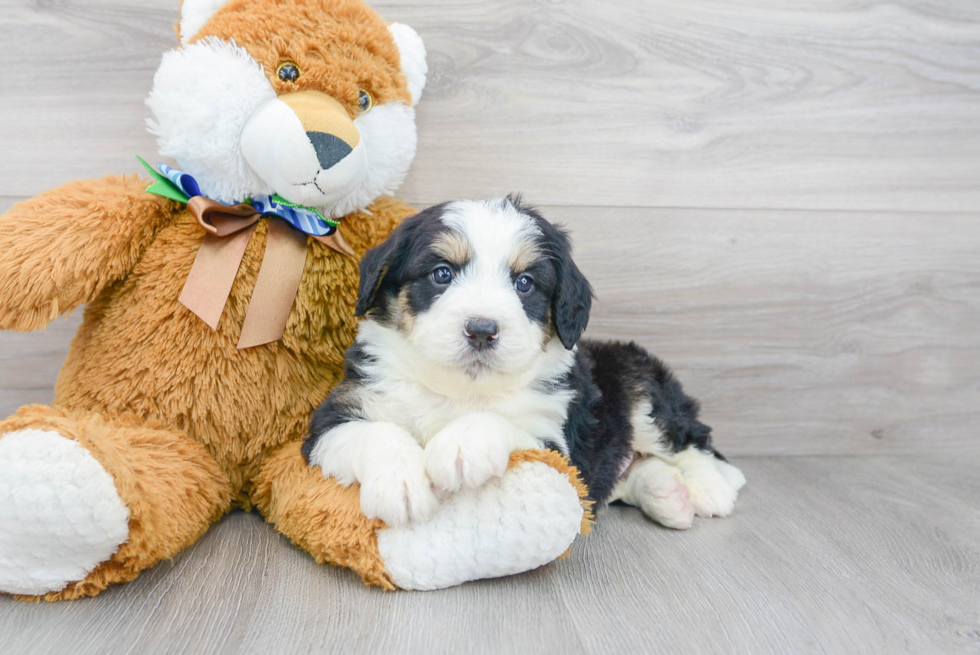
[562, 340, 718, 504]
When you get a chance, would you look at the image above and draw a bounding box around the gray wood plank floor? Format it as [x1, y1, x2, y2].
[1, 456, 977, 655]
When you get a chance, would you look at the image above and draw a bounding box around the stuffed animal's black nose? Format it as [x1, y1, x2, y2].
[307, 131, 353, 170]
[464, 318, 499, 351]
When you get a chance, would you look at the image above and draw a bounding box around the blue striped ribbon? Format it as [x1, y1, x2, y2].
[157, 163, 338, 236]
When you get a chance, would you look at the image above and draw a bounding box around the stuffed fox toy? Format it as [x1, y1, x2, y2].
[0, 0, 589, 599]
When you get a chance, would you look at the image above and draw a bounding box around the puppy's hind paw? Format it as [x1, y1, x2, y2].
[613, 457, 695, 530]
[674, 448, 743, 519]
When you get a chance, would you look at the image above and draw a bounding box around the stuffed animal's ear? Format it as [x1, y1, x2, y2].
[179, 0, 231, 46]
[355, 231, 403, 317]
[388, 23, 428, 106]
[552, 232, 594, 350]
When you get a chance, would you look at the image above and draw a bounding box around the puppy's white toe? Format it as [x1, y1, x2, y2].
[716, 458, 747, 492]
[0, 430, 130, 596]
[359, 449, 438, 527]
[425, 420, 511, 493]
[614, 457, 695, 530]
[674, 447, 740, 518]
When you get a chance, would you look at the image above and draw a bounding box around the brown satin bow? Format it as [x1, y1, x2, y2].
[178, 196, 355, 349]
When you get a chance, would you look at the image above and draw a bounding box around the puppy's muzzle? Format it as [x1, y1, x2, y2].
[464, 318, 499, 351]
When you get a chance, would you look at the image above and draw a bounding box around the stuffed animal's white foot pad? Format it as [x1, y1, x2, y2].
[377, 460, 584, 590]
[0, 429, 130, 595]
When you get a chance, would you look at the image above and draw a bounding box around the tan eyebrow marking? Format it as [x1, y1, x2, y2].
[509, 238, 543, 273]
[432, 231, 472, 266]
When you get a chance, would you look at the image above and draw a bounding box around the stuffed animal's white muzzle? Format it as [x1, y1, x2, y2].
[240, 90, 368, 207]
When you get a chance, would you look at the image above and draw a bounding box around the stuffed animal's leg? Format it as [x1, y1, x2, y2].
[251, 441, 397, 588]
[253, 444, 592, 591]
[0, 405, 233, 601]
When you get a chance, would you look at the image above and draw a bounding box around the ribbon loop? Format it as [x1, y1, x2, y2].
[187, 196, 262, 236]
[143, 159, 354, 349]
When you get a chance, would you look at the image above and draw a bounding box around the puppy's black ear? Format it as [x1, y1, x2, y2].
[509, 197, 594, 349]
[355, 229, 404, 317]
[551, 228, 594, 349]
[355, 204, 449, 317]
[554, 252, 593, 348]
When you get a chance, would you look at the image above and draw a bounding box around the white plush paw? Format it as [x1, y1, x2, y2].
[673, 448, 743, 519]
[359, 447, 439, 528]
[0, 429, 130, 596]
[424, 416, 513, 493]
[378, 460, 585, 590]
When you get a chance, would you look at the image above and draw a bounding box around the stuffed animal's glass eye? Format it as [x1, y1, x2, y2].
[515, 274, 534, 293]
[432, 266, 453, 285]
[357, 89, 373, 114]
[277, 62, 300, 82]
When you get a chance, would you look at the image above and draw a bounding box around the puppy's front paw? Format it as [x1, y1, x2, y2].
[425, 416, 513, 493]
[359, 449, 439, 528]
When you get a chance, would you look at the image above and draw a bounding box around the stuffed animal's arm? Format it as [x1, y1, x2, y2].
[0, 175, 176, 331]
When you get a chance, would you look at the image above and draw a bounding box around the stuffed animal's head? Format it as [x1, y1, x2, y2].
[147, 0, 426, 218]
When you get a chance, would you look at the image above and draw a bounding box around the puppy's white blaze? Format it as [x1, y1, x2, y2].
[409, 200, 546, 376]
[439, 199, 543, 259]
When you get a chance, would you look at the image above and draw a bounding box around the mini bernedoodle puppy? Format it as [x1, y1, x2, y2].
[304, 197, 745, 529]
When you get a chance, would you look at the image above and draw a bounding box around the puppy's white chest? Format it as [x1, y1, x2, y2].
[362, 378, 570, 448]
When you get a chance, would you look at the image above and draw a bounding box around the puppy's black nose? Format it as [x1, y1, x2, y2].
[306, 131, 353, 170]
[464, 318, 499, 351]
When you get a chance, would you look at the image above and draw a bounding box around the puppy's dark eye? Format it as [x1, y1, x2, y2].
[357, 89, 373, 114]
[277, 62, 300, 82]
[515, 274, 534, 293]
[432, 266, 453, 285]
